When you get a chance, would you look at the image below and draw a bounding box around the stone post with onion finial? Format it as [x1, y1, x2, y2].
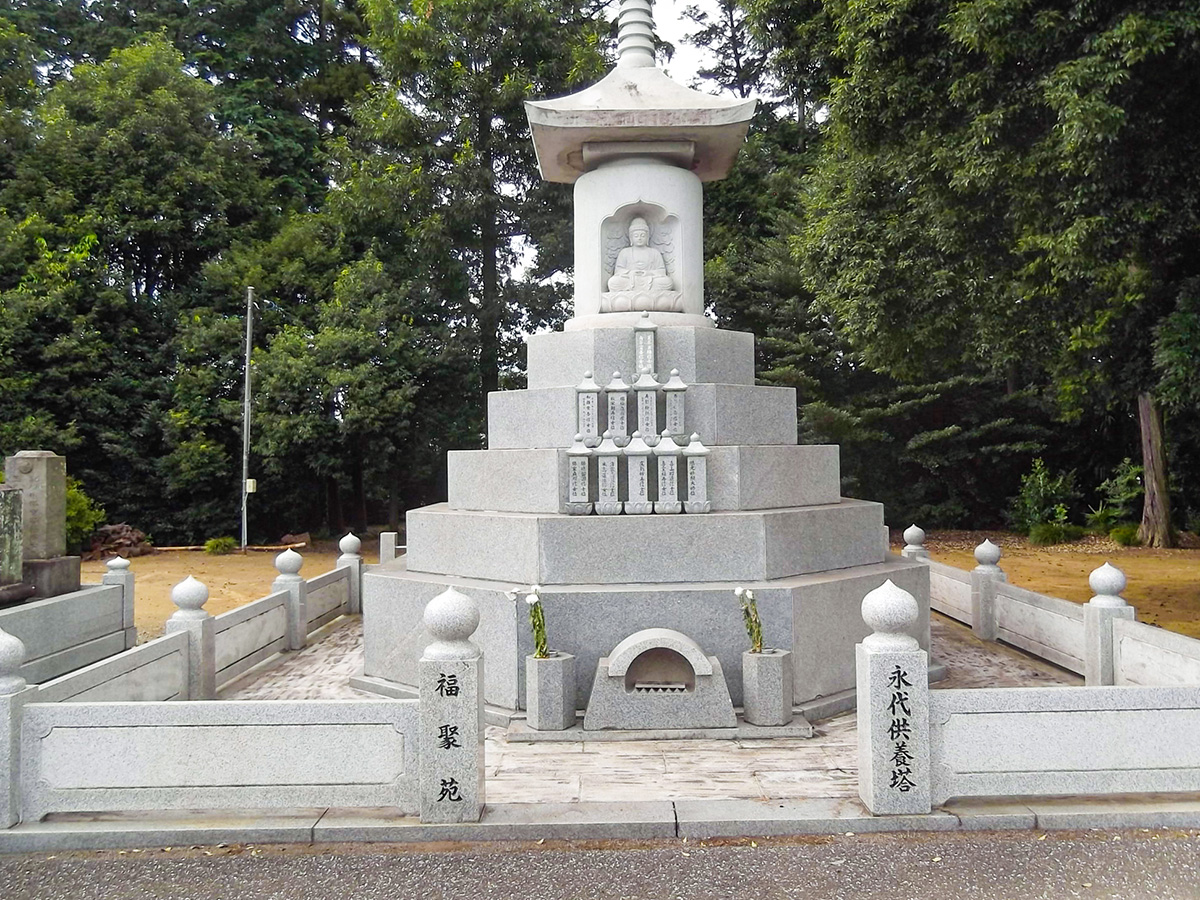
[1083, 562, 1135, 686]
[336, 532, 363, 614]
[856, 579, 930, 815]
[0, 625, 35, 827]
[165, 576, 216, 700]
[900, 525, 929, 560]
[970, 539, 1006, 641]
[419, 586, 484, 824]
[273, 548, 308, 651]
[102, 555, 137, 648]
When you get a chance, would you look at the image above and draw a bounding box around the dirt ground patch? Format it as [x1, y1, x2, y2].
[80, 543, 379, 640]
[82, 531, 1197, 643]
[900, 530, 1200, 639]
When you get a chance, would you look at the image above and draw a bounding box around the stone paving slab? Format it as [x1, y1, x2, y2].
[215, 612, 1081, 807]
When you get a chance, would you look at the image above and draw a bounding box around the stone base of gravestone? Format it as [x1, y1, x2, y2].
[22, 557, 81, 600]
[525, 651, 576, 731]
[742, 649, 794, 726]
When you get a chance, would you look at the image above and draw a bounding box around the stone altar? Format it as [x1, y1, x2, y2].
[357, 0, 930, 724]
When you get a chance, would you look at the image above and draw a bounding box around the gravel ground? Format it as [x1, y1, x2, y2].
[3, 829, 1200, 900]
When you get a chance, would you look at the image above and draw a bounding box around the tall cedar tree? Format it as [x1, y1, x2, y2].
[796, 0, 1200, 545]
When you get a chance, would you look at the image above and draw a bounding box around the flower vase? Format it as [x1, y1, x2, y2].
[525, 650, 576, 731]
[742, 649, 794, 726]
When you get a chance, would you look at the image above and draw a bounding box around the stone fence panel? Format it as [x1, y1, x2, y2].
[35, 632, 189, 704]
[20, 699, 420, 822]
[1112, 618, 1200, 686]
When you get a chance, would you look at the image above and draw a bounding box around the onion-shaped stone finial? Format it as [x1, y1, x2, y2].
[974, 539, 1002, 568]
[339, 532, 362, 556]
[422, 586, 481, 660]
[105, 556, 131, 572]
[861, 580, 920, 651]
[171, 575, 209, 616]
[0, 626, 27, 696]
[902, 525, 925, 548]
[275, 548, 303, 577]
[1088, 561, 1128, 607]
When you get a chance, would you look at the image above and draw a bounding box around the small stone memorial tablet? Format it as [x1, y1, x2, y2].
[663, 369, 687, 440]
[682, 433, 711, 514]
[576, 371, 602, 448]
[605, 372, 630, 447]
[653, 431, 683, 514]
[595, 430, 623, 515]
[566, 433, 593, 515]
[633, 368, 660, 447]
[634, 311, 658, 375]
[623, 431, 654, 515]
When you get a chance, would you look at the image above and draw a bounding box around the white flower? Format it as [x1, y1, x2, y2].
[745, 589, 755, 602]
[525, 594, 540, 606]
[504, 590, 518, 602]
[529, 584, 541, 595]
[734, 586, 745, 598]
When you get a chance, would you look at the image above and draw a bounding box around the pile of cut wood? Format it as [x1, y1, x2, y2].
[83, 523, 154, 561]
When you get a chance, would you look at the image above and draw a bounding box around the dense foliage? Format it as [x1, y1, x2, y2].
[0, 0, 1197, 543]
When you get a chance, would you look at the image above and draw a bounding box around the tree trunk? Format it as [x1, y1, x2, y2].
[350, 441, 368, 534]
[387, 463, 401, 534]
[325, 476, 342, 535]
[1137, 392, 1174, 548]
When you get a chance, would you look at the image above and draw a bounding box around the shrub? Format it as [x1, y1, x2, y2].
[1008, 459, 1080, 534]
[1028, 522, 1086, 545]
[1097, 458, 1144, 521]
[1109, 523, 1142, 546]
[65, 477, 107, 552]
[204, 536, 238, 555]
[1085, 503, 1121, 534]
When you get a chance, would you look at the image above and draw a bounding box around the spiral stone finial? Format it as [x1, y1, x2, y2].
[617, 0, 656, 68]
[0, 626, 27, 696]
[423, 587, 481, 660]
[275, 548, 303, 577]
[861, 580, 920, 651]
[339, 532, 362, 556]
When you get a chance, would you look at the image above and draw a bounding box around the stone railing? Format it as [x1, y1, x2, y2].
[856, 580, 1200, 814]
[900, 525, 1200, 687]
[0, 556, 136, 685]
[0, 585, 484, 829]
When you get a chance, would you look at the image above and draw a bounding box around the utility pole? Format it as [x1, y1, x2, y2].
[241, 286, 254, 552]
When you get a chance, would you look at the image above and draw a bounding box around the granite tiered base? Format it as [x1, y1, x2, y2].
[358, 319, 932, 722]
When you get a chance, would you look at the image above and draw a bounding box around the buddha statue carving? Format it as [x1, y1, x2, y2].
[600, 216, 683, 313]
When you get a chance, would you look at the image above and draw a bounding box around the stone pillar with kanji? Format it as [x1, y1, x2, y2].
[856, 579, 931, 815]
[419, 586, 484, 823]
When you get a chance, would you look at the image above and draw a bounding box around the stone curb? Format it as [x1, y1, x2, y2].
[4, 797, 1200, 853]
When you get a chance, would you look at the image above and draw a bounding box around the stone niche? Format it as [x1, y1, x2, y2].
[599, 204, 681, 314]
[583, 627, 736, 730]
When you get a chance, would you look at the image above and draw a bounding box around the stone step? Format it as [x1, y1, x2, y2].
[447, 444, 840, 514]
[404, 499, 885, 586]
[488, 382, 798, 450]
[526, 323, 754, 389]
[361, 556, 930, 711]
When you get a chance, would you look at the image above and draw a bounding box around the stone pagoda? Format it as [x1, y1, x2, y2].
[358, 0, 931, 723]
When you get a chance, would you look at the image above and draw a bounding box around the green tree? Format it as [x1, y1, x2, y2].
[359, 0, 607, 410]
[796, 0, 1200, 546]
[0, 35, 269, 541]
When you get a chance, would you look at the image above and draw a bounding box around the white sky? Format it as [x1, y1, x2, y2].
[651, 0, 723, 92]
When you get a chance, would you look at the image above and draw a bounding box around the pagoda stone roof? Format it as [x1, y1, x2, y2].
[525, 65, 756, 184]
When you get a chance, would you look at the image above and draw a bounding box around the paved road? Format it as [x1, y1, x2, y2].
[4, 829, 1199, 900]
